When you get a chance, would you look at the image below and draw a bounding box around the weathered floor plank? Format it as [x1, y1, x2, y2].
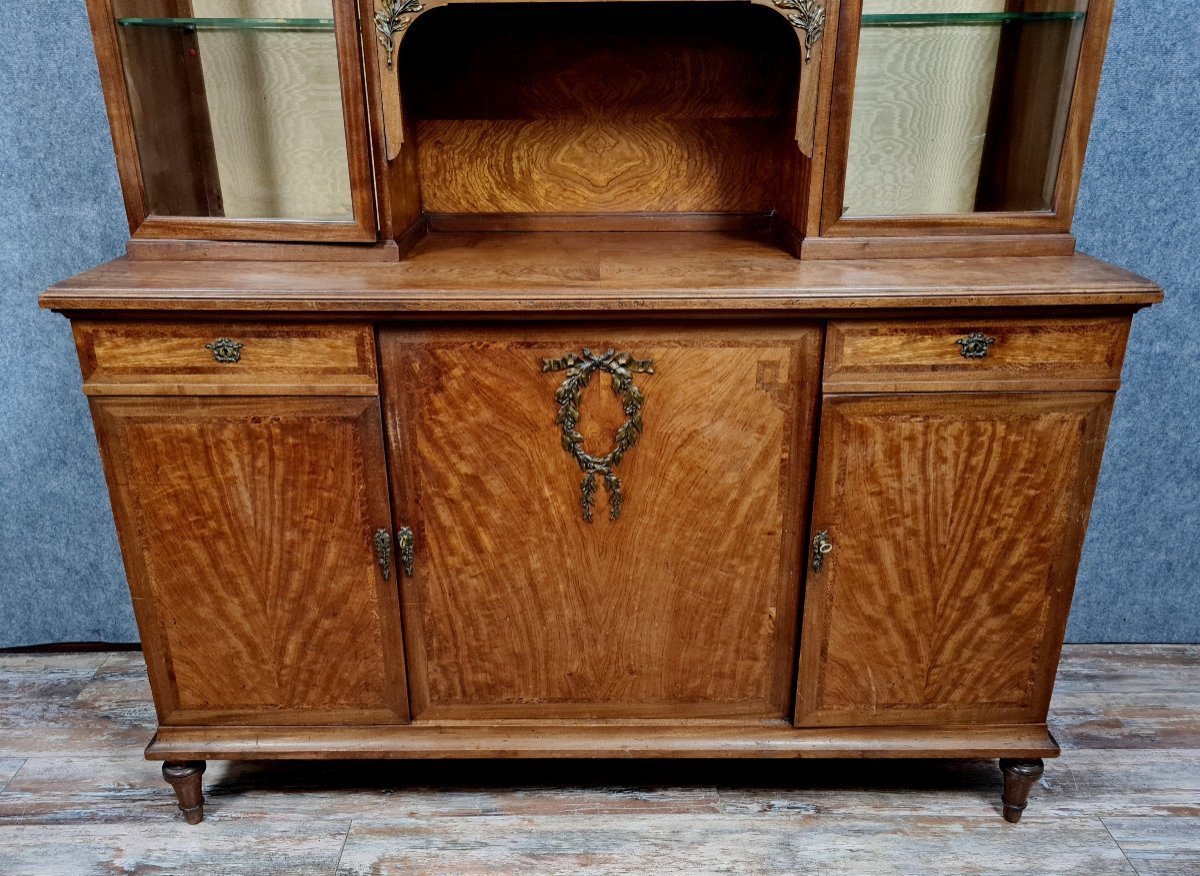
[1049, 690, 1200, 749]
[0, 652, 151, 758]
[0, 756, 723, 824]
[1050, 751, 1200, 818]
[0, 822, 351, 876]
[1102, 817, 1200, 876]
[335, 814, 1138, 876]
[1054, 646, 1200, 693]
[0, 646, 1197, 873]
[0, 759, 25, 795]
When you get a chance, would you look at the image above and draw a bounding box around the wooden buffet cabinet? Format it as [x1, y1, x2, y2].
[43, 0, 1161, 824]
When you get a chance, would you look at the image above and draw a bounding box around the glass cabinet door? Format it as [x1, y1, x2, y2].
[100, 0, 375, 241]
[831, 0, 1091, 223]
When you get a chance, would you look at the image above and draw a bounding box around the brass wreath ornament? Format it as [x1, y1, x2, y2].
[543, 349, 654, 523]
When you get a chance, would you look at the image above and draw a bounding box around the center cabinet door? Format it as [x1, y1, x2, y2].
[380, 324, 822, 720]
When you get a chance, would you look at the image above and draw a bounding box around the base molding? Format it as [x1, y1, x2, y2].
[147, 722, 1059, 761]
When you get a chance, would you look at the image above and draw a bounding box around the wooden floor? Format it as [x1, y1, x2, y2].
[0, 646, 1196, 875]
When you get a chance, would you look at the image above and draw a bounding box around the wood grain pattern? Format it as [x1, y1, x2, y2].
[402, 4, 798, 217]
[39, 236, 1164, 314]
[416, 119, 788, 214]
[796, 392, 1112, 727]
[823, 316, 1131, 392]
[89, 396, 409, 725]
[380, 323, 820, 719]
[73, 320, 378, 395]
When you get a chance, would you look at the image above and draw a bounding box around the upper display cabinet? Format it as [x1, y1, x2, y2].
[809, 0, 1113, 257]
[88, 0, 376, 241]
[85, 0, 1117, 258]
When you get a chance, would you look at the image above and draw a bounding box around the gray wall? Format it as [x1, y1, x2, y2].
[0, 3, 1196, 647]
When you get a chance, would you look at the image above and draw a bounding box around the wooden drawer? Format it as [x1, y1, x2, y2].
[823, 317, 1131, 392]
[74, 321, 378, 396]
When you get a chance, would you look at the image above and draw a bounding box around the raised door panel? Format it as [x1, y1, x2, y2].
[381, 324, 822, 720]
[795, 392, 1112, 727]
[92, 396, 409, 724]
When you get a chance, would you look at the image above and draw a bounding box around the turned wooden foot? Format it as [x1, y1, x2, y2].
[163, 761, 207, 824]
[999, 758, 1044, 823]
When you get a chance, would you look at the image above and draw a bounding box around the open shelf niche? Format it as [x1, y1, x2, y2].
[391, 2, 811, 247]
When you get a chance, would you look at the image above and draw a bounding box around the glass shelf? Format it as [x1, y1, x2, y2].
[862, 11, 1085, 27]
[117, 17, 335, 32]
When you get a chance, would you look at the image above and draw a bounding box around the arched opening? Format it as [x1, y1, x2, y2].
[399, 2, 802, 229]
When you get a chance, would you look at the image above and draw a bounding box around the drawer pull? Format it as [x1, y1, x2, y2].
[543, 348, 654, 524]
[956, 333, 996, 360]
[205, 338, 244, 364]
[811, 530, 833, 573]
[396, 527, 415, 578]
[373, 529, 392, 581]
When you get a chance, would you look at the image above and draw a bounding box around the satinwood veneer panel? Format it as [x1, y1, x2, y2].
[823, 317, 1131, 393]
[91, 396, 409, 725]
[401, 4, 799, 217]
[796, 392, 1112, 727]
[380, 323, 821, 720]
[74, 320, 378, 395]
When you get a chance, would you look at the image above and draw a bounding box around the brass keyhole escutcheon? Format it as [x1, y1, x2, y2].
[956, 333, 995, 359]
[543, 348, 654, 523]
[205, 338, 244, 364]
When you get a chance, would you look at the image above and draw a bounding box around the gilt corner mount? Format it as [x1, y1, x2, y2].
[375, 0, 425, 71]
[772, 0, 826, 62]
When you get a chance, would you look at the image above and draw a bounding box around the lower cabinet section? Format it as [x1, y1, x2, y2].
[796, 392, 1113, 727]
[91, 396, 410, 725]
[75, 316, 1126, 825]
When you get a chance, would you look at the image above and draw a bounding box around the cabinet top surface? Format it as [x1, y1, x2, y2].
[41, 232, 1161, 315]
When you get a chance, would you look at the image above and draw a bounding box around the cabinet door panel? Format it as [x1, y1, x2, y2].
[381, 324, 821, 720]
[92, 396, 408, 724]
[796, 392, 1112, 727]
